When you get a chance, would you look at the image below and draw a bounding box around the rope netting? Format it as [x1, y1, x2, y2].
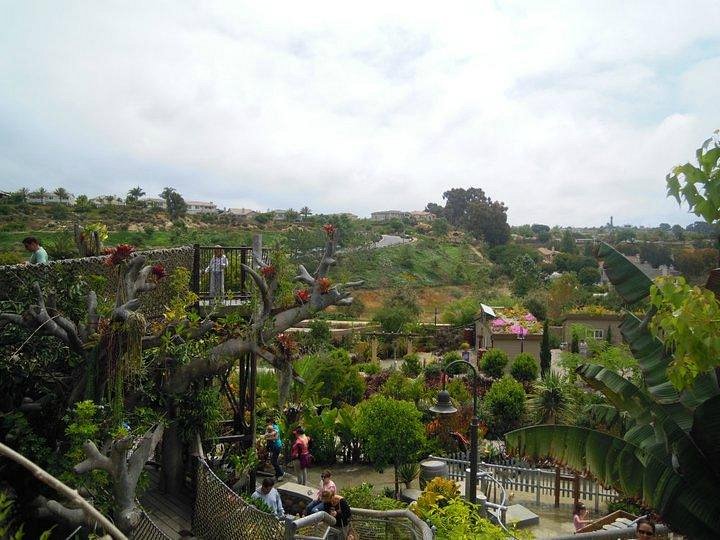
[351, 515, 425, 540]
[194, 458, 285, 540]
[132, 505, 172, 540]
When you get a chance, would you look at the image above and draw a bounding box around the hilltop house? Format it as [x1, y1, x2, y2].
[186, 201, 217, 214]
[371, 210, 410, 221]
[409, 210, 436, 222]
[227, 208, 258, 220]
[28, 192, 76, 205]
[142, 197, 167, 209]
[91, 196, 124, 206]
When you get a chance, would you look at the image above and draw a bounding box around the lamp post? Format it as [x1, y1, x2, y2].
[430, 359, 480, 503]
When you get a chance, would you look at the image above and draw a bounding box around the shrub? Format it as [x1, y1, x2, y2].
[446, 378, 470, 403]
[356, 362, 381, 375]
[441, 297, 480, 326]
[306, 349, 366, 406]
[341, 482, 406, 510]
[424, 362, 442, 377]
[401, 353, 422, 377]
[483, 376, 526, 436]
[479, 349, 508, 378]
[510, 353, 539, 383]
[442, 351, 466, 375]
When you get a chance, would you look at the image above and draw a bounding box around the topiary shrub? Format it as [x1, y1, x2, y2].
[479, 349, 508, 378]
[483, 376, 526, 436]
[510, 353, 539, 383]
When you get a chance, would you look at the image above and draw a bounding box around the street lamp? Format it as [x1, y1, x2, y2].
[430, 359, 480, 503]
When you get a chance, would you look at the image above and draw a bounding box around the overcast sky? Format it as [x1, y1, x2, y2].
[1, 1, 719, 226]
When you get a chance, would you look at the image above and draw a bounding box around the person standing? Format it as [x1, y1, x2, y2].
[264, 418, 284, 480]
[204, 246, 228, 301]
[305, 470, 336, 515]
[251, 477, 285, 519]
[23, 236, 48, 264]
[291, 427, 312, 485]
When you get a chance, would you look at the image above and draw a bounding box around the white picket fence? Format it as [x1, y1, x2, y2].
[429, 453, 618, 513]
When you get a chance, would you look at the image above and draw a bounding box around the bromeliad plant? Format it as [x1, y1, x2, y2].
[506, 242, 720, 539]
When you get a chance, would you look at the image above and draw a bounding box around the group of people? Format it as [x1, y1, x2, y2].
[264, 418, 313, 484]
[574, 502, 657, 538]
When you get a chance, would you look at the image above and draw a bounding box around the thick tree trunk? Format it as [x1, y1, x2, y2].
[161, 406, 185, 494]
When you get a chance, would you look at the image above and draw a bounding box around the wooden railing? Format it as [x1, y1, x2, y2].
[431, 453, 618, 513]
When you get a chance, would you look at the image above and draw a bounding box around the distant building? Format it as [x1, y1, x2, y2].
[271, 209, 287, 221]
[537, 247, 558, 263]
[227, 208, 258, 220]
[28, 192, 76, 205]
[142, 197, 167, 209]
[409, 210, 436, 222]
[91, 196, 124, 206]
[561, 312, 623, 345]
[0, 191, 10, 199]
[186, 200, 217, 214]
[371, 210, 410, 221]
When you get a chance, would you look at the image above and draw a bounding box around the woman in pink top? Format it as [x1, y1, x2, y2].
[291, 427, 312, 485]
[304, 470, 337, 515]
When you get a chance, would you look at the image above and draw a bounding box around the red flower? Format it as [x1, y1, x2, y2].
[104, 244, 136, 266]
[323, 223, 336, 236]
[295, 289, 311, 303]
[151, 264, 167, 280]
[260, 265, 276, 279]
[317, 277, 331, 293]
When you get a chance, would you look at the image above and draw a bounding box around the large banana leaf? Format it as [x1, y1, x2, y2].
[506, 425, 720, 539]
[594, 242, 652, 304]
[577, 364, 720, 500]
[621, 313, 719, 415]
[691, 395, 720, 478]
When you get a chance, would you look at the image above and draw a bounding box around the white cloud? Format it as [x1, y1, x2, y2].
[1, 1, 719, 225]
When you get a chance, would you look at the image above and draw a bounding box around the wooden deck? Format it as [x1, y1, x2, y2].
[140, 468, 194, 539]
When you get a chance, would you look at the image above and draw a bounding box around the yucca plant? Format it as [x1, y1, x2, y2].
[506, 242, 720, 539]
[398, 462, 420, 489]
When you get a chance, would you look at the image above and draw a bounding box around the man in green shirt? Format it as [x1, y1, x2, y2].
[23, 236, 49, 264]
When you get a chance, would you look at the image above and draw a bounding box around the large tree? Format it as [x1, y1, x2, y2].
[160, 187, 187, 218]
[53, 188, 70, 203]
[0, 227, 361, 535]
[126, 186, 145, 204]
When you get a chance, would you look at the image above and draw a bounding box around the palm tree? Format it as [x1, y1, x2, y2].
[526, 371, 575, 424]
[53, 187, 70, 203]
[126, 186, 145, 204]
[300, 206, 312, 220]
[33, 187, 48, 203]
[15, 188, 29, 202]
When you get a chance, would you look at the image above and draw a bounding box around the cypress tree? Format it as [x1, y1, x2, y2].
[540, 320, 551, 376]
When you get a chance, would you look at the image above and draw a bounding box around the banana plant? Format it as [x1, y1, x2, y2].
[506, 242, 720, 539]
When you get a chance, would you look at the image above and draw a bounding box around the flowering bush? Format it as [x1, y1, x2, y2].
[295, 289, 311, 303]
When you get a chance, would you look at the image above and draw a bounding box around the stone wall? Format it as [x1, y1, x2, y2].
[0, 246, 194, 319]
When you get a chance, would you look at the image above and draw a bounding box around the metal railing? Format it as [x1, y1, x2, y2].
[191, 244, 269, 303]
[431, 453, 618, 512]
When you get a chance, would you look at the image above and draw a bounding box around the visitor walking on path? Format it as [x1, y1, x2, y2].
[264, 418, 284, 480]
[291, 427, 312, 485]
[251, 477, 285, 519]
[204, 246, 227, 300]
[304, 470, 336, 515]
[23, 236, 48, 264]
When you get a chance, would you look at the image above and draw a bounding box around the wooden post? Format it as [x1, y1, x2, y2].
[554, 467, 561, 508]
[573, 473, 580, 508]
[594, 480, 600, 513]
[535, 469, 541, 505]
